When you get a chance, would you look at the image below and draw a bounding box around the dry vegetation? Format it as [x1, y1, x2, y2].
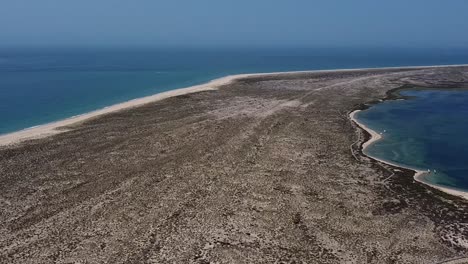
[2, 67, 468, 263]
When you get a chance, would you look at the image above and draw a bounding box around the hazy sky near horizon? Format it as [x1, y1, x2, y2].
[1, 0, 468, 48]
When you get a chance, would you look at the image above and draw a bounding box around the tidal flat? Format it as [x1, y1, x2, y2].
[2, 66, 468, 263]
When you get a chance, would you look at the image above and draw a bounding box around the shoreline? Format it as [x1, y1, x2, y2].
[0, 74, 247, 146]
[3, 63, 468, 261]
[1, 63, 468, 146]
[350, 110, 468, 200]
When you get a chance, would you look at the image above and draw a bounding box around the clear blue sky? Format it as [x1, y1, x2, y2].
[1, 0, 468, 48]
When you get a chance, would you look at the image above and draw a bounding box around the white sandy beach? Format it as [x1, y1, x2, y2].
[0, 74, 250, 146]
[350, 110, 468, 200]
[1, 64, 467, 147]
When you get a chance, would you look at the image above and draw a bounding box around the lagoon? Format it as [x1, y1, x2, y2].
[356, 89, 468, 192]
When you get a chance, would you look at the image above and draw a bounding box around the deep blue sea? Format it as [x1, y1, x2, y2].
[356, 89, 468, 191]
[1, 47, 468, 135]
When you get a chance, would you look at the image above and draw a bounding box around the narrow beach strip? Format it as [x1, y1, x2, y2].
[0, 74, 248, 146]
[1, 64, 467, 147]
[350, 109, 468, 200]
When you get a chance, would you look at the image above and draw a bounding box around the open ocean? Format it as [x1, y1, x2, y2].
[1, 47, 468, 135]
[356, 89, 468, 192]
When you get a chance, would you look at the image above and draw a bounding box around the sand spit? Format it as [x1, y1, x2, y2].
[3, 65, 468, 263]
[349, 110, 382, 150]
[1, 64, 467, 146]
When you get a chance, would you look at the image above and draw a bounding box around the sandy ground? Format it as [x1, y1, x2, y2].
[2, 66, 468, 263]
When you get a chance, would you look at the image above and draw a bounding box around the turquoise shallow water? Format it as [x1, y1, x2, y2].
[356, 89, 468, 191]
[1, 47, 468, 135]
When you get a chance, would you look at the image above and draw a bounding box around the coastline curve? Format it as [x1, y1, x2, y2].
[350, 109, 468, 201]
[1, 64, 467, 147]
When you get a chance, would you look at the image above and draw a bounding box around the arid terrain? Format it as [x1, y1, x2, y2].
[2, 66, 468, 263]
